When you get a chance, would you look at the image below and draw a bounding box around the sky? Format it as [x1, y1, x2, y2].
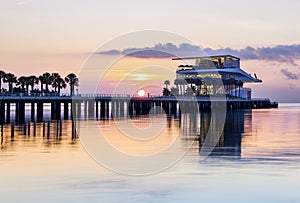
[1, 0, 300, 102]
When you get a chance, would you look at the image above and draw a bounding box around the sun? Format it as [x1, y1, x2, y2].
[137, 89, 146, 97]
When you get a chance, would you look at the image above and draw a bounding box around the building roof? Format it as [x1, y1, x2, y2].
[176, 68, 262, 83]
[172, 55, 240, 61]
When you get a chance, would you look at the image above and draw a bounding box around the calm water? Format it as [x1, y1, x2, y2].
[1, 104, 300, 202]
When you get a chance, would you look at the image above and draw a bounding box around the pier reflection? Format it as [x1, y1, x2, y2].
[0, 108, 251, 159]
[0, 120, 78, 154]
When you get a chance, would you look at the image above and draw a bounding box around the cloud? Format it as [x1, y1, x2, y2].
[97, 42, 300, 64]
[123, 50, 175, 58]
[280, 68, 298, 80]
[98, 49, 120, 55]
[205, 45, 300, 65]
[96, 42, 203, 59]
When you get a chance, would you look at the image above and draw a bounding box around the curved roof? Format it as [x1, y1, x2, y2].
[172, 55, 240, 60]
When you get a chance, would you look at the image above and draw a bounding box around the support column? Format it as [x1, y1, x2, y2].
[31, 102, 35, 121]
[111, 101, 115, 118]
[15, 101, 25, 124]
[120, 100, 124, 117]
[0, 102, 5, 124]
[171, 101, 177, 115]
[51, 102, 55, 120]
[106, 101, 109, 119]
[51, 101, 61, 120]
[96, 101, 99, 119]
[6, 102, 10, 123]
[100, 100, 105, 118]
[37, 102, 43, 122]
[56, 102, 61, 120]
[162, 102, 168, 114]
[115, 99, 119, 118]
[88, 100, 94, 119]
[71, 102, 77, 119]
[77, 101, 81, 118]
[64, 102, 69, 119]
[128, 101, 133, 116]
[84, 101, 87, 119]
[135, 101, 141, 115]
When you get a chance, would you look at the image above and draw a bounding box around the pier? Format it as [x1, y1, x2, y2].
[0, 94, 277, 124]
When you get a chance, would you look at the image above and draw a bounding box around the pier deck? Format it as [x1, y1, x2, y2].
[0, 94, 278, 124]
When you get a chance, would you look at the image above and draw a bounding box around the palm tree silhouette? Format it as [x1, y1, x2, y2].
[52, 73, 66, 95]
[17, 76, 28, 93]
[0, 70, 6, 92]
[4, 73, 17, 93]
[39, 72, 53, 94]
[65, 73, 78, 96]
[28, 76, 39, 94]
[164, 80, 170, 89]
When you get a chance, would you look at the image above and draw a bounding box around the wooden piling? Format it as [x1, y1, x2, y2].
[31, 102, 35, 121]
[120, 100, 124, 117]
[106, 101, 109, 119]
[33, 121, 36, 136]
[15, 101, 25, 124]
[0, 102, 5, 123]
[51, 101, 61, 120]
[47, 121, 50, 138]
[43, 122, 45, 137]
[59, 120, 62, 137]
[84, 101, 87, 118]
[11, 124, 14, 138]
[88, 100, 94, 119]
[6, 102, 10, 124]
[64, 102, 69, 119]
[100, 100, 105, 118]
[37, 102, 43, 122]
[23, 124, 27, 135]
[27, 122, 30, 136]
[77, 101, 81, 118]
[96, 101, 99, 119]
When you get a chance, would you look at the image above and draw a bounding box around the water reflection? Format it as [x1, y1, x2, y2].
[176, 110, 250, 157]
[0, 110, 252, 157]
[1, 106, 300, 202]
[0, 120, 79, 155]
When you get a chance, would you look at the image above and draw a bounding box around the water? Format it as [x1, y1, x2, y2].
[0, 104, 300, 202]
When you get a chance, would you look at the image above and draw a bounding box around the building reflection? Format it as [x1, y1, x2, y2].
[178, 110, 252, 157]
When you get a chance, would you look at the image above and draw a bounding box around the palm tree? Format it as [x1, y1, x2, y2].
[51, 73, 60, 93]
[194, 78, 202, 96]
[162, 88, 171, 96]
[3, 73, 17, 93]
[39, 72, 53, 94]
[174, 79, 180, 90]
[170, 87, 179, 96]
[164, 80, 170, 89]
[17, 76, 28, 93]
[57, 77, 66, 95]
[28, 76, 39, 94]
[52, 73, 66, 95]
[65, 73, 78, 96]
[176, 79, 185, 95]
[0, 70, 6, 92]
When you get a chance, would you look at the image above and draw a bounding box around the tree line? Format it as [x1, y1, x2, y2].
[0, 71, 79, 96]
